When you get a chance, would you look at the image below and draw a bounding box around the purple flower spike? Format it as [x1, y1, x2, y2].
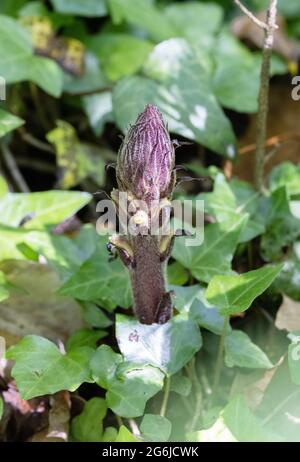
[116, 105, 175, 202]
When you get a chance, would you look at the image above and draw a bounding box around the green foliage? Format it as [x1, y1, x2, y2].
[224, 330, 273, 369]
[116, 313, 202, 375]
[6, 335, 93, 399]
[205, 265, 283, 315]
[1, 0, 299, 444]
[71, 397, 107, 442]
[140, 414, 172, 442]
[90, 345, 164, 417]
[0, 109, 24, 137]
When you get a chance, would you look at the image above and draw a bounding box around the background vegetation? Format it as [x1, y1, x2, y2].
[0, 0, 300, 442]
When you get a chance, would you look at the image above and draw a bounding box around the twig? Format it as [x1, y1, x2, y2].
[234, 0, 278, 192]
[20, 129, 55, 154]
[234, 0, 271, 30]
[0, 142, 30, 192]
[17, 156, 56, 174]
[160, 376, 171, 417]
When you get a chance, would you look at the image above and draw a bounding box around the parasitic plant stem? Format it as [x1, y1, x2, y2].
[109, 105, 176, 324]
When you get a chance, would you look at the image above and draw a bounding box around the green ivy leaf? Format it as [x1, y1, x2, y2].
[0, 189, 91, 229]
[7, 335, 93, 399]
[165, 2, 223, 48]
[0, 109, 24, 137]
[260, 187, 300, 261]
[115, 313, 202, 375]
[205, 265, 283, 315]
[82, 91, 113, 137]
[0, 15, 63, 97]
[71, 397, 107, 442]
[66, 328, 107, 351]
[269, 162, 300, 197]
[197, 174, 264, 242]
[167, 262, 189, 286]
[169, 372, 191, 397]
[107, 0, 175, 42]
[51, 0, 107, 17]
[89, 33, 153, 81]
[225, 330, 273, 369]
[274, 246, 300, 300]
[114, 425, 139, 442]
[90, 345, 164, 418]
[172, 215, 246, 283]
[81, 301, 112, 329]
[140, 414, 172, 442]
[58, 241, 132, 310]
[113, 39, 236, 157]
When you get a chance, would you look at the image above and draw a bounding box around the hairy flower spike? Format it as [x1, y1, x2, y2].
[116, 104, 175, 202]
[110, 105, 177, 325]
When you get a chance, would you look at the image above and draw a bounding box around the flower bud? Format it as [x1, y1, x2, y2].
[116, 105, 175, 202]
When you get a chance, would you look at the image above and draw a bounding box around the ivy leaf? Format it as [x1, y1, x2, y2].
[0, 109, 24, 137]
[113, 39, 236, 157]
[58, 241, 132, 310]
[165, 2, 223, 48]
[71, 397, 107, 442]
[7, 335, 93, 400]
[190, 296, 230, 336]
[51, 0, 107, 17]
[205, 265, 283, 315]
[169, 372, 191, 397]
[66, 328, 107, 351]
[89, 33, 153, 81]
[90, 345, 164, 418]
[0, 15, 63, 97]
[274, 245, 300, 300]
[115, 313, 202, 375]
[64, 53, 109, 95]
[269, 162, 300, 197]
[197, 174, 264, 242]
[225, 330, 273, 369]
[172, 215, 246, 283]
[81, 301, 112, 329]
[114, 425, 139, 442]
[140, 414, 172, 442]
[107, 0, 175, 42]
[82, 91, 113, 137]
[170, 285, 202, 314]
[0, 189, 91, 229]
[260, 187, 300, 261]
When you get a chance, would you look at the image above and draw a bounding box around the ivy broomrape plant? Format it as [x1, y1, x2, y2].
[108, 105, 177, 325]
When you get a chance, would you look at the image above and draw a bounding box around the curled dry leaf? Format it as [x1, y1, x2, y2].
[275, 295, 300, 332]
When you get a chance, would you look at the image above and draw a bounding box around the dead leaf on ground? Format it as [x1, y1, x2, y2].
[0, 260, 84, 346]
[275, 295, 300, 332]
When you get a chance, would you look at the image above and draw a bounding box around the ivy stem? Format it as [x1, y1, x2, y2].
[185, 357, 202, 431]
[212, 316, 229, 399]
[160, 376, 171, 417]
